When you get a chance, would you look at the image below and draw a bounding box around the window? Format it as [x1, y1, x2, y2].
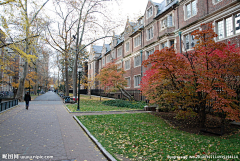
[134, 75, 141, 87]
[106, 55, 111, 63]
[147, 27, 154, 40]
[89, 63, 91, 70]
[167, 0, 174, 4]
[146, 49, 154, 59]
[112, 51, 115, 59]
[102, 57, 105, 65]
[126, 77, 131, 88]
[184, 34, 196, 50]
[168, 14, 173, 27]
[186, 0, 197, 19]
[162, 18, 167, 28]
[162, 14, 173, 29]
[134, 55, 141, 67]
[125, 42, 130, 52]
[236, 13, 240, 34]
[226, 17, 233, 37]
[170, 40, 175, 48]
[116, 63, 122, 70]
[161, 42, 168, 49]
[147, 6, 153, 18]
[125, 59, 130, 70]
[117, 47, 122, 57]
[217, 20, 224, 39]
[217, 13, 240, 40]
[185, 35, 189, 49]
[213, 0, 222, 4]
[134, 35, 141, 47]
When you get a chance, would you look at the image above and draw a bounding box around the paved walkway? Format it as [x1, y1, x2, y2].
[0, 92, 107, 161]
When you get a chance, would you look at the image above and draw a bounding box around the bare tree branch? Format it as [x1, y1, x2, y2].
[0, 35, 40, 48]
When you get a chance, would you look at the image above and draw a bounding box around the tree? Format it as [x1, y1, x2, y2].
[1, 0, 49, 100]
[81, 73, 96, 99]
[96, 62, 132, 99]
[141, 23, 240, 127]
[71, 0, 119, 101]
[45, 0, 77, 96]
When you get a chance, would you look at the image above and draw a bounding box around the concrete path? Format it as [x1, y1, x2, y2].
[0, 91, 107, 161]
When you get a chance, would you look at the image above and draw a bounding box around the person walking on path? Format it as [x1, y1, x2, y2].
[24, 92, 31, 110]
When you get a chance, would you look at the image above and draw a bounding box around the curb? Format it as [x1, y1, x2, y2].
[65, 105, 72, 113]
[69, 109, 145, 113]
[73, 115, 117, 161]
[64, 104, 146, 114]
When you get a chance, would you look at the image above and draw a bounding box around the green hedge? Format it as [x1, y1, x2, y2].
[102, 99, 146, 109]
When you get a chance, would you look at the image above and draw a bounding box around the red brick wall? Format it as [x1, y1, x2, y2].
[208, 0, 237, 14]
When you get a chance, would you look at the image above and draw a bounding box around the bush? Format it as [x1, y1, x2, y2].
[102, 99, 146, 109]
[175, 108, 198, 120]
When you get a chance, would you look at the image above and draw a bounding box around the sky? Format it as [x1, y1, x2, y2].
[48, 0, 164, 76]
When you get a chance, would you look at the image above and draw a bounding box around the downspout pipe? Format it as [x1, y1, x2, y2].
[179, 31, 182, 53]
[140, 49, 143, 78]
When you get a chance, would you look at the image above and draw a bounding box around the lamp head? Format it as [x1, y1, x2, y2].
[78, 65, 83, 73]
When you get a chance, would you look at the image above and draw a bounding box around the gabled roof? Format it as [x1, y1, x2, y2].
[129, 22, 135, 27]
[155, 0, 178, 17]
[105, 44, 110, 52]
[92, 45, 103, 54]
[115, 34, 124, 47]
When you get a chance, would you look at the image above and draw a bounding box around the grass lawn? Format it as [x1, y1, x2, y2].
[67, 95, 142, 112]
[77, 113, 240, 160]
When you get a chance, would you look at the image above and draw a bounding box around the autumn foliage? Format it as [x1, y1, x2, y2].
[140, 23, 240, 127]
[96, 62, 127, 93]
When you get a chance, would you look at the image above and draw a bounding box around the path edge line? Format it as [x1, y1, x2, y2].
[73, 115, 117, 161]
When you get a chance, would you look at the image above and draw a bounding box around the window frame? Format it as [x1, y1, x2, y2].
[106, 54, 111, 63]
[134, 75, 141, 87]
[184, 0, 197, 20]
[161, 41, 168, 49]
[125, 77, 131, 88]
[117, 62, 122, 70]
[125, 59, 131, 70]
[134, 54, 141, 68]
[125, 41, 130, 52]
[146, 48, 154, 59]
[102, 57, 105, 66]
[146, 26, 154, 40]
[111, 51, 115, 59]
[117, 46, 122, 58]
[184, 33, 196, 50]
[212, 0, 222, 5]
[147, 6, 153, 19]
[134, 34, 141, 48]
[161, 14, 174, 30]
[166, 0, 174, 5]
[215, 12, 240, 40]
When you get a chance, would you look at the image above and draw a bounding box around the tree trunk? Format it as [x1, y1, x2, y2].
[199, 102, 206, 128]
[16, 61, 28, 101]
[65, 58, 69, 96]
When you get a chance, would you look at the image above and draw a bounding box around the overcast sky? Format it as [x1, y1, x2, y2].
[48, 0, 164, 76]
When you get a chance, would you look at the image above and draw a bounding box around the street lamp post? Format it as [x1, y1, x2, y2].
[77, 65, 83, 111]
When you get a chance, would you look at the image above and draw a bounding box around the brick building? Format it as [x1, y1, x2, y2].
[88, 0, 240, 94]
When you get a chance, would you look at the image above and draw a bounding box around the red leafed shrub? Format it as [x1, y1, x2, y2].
[140, 23, 240, 127]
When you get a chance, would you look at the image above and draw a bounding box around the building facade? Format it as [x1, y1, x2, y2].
[88, 0, 240, 92]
